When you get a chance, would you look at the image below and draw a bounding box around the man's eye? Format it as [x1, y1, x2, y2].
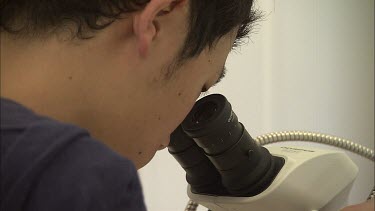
[200, 86, 210, 97]
[201, 84, 210, 92]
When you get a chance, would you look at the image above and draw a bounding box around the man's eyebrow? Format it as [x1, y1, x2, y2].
[214, 66, 227, 86]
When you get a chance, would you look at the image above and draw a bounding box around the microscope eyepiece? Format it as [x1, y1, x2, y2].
[169, 125, 229, 195]
[182, 94, 241, 156]
[192, 101, 218, 124]
[169, 94, 284, 197]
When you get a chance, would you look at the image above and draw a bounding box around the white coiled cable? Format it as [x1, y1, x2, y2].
[255, 131, 374, 161]
[185, 131, 375, 210]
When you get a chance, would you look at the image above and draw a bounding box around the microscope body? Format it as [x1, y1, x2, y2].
[169, 94, 359, 211]
[187, 146, 358, 211]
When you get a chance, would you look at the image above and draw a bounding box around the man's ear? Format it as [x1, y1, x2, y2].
[133, 0, 185, 58]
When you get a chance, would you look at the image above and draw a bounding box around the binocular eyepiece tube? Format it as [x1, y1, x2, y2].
[168, 94, 284, 197]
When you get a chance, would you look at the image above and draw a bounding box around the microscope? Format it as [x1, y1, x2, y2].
[168, 94, 374, 211]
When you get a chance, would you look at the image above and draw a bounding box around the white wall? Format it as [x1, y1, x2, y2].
[139, 0, 374, 210]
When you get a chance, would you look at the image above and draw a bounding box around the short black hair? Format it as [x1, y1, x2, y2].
[183, 0, 260, 59]
[0, 0, 260, 59]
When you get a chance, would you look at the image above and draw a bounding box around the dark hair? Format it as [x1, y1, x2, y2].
[0, 0, 260, 59]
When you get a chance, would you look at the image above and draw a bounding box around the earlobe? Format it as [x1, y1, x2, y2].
[133, 0, 185, 58]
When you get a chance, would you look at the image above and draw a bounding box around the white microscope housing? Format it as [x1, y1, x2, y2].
[187, 145, 358, 211]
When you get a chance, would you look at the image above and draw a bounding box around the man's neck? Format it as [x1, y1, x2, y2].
[1, 34, 85, 125]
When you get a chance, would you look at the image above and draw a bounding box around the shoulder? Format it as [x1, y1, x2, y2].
[1, 98, 146, 211]
[25, 133, 146, 211]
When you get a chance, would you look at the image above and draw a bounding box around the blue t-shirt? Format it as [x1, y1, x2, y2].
[0, 98, 147, 211]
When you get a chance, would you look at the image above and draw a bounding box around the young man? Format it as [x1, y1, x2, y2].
[1, 0, 372, 211]
[1, 0, 256, 210]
